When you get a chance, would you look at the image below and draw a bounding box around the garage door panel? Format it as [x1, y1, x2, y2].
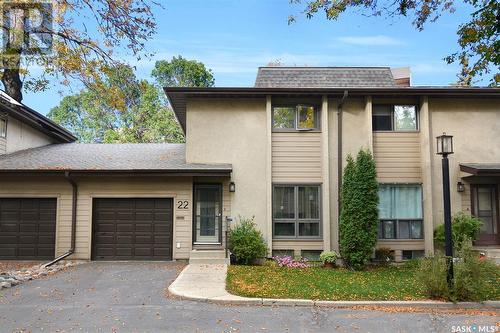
[37, 247, 55, 257]
[38, 224, 56, 233]
[135, 224, 152, 232]
[19, 223, 37, 232]
[95, 223, 115, 232]
[135, 212, 154, 220]
[0, 248, 16, 257]
[135, 235, 153, 244]
[38, 235, 55, 244]
[116, 235, 133, 244]
[1, 211, 19, 221]
[0, 223, 18, 232]
[92, 198, 173, 260]
[96, 211, 115, 220]
[19, 235, 36, 244]
[134, 248, 152, 256]
[116, 223, 134, 232]
[116, 248, 133, 256]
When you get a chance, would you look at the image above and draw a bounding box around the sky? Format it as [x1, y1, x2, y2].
[23, 0, 477, 115]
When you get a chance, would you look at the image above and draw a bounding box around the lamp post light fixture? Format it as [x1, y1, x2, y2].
[436, 133, 454, 288]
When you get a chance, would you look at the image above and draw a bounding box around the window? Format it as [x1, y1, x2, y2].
[402, 250, 425, 260]
[378, 185, 423, 239]
[0, 118, 6, 138]
[372, 105, 418, 131]
[273, 104, 319, 130]
[301, 250, 322, 261]
[273, 185, 321, 238]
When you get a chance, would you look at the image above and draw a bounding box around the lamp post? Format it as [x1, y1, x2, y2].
[436, 133, 454, 288]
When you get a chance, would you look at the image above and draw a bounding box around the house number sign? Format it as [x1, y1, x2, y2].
[177, 200, 189, 209]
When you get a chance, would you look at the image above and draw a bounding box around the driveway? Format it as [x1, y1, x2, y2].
[0, 262, 497, 333]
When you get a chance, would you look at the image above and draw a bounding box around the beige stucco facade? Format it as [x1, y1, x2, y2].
[0, 91, 499, 262]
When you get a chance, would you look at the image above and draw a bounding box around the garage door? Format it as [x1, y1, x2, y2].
[92, 198, 173, 260]
[0, 198, 57, 260]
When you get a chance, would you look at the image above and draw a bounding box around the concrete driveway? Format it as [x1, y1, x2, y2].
[0, 262, 497, 333]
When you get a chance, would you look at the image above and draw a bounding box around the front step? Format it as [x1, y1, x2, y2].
[189, 249, 230, 265]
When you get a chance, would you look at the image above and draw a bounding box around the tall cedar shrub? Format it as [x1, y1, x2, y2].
[339, 150, 379, 270]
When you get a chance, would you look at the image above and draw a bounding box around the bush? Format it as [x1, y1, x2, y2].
[228, 216, 267, 265]
[418, 241, 500, 302]
[374, 247, 394, 265]
[434, 213, 482, 250]
[339, 150, 379, 270]
[319, 251, 339, 264]
[273, 256, 309, 268]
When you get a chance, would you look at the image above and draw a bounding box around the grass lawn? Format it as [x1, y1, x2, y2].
[227, 264, 428, 301]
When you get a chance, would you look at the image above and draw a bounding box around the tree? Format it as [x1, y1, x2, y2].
[289, 0, 499, 85]
[339, 149, 379, 270]
[152, 56, 215, 88]
[48, 64, 184, 143]
[0, 0, 159, 101]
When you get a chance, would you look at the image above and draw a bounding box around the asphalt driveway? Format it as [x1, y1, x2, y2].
[0, 262, 497, 333]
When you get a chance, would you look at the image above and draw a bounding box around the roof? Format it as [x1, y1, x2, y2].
[0, 143, 232, 175]
[460, 163, 500, 176]
[254, 67, 397, 88]
[164, 86, 500, 133]
[0, 90, 76, 143]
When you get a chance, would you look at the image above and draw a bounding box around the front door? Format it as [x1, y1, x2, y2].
[193, 184, 222, 244]
[472, 184, 500, 245]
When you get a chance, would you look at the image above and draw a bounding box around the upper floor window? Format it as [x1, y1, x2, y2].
[273, 104, 319, 131]
[378, 184, 423, 240]
[0, 118, 6, 138]
[372, 105, 418, 131]
[273, 184, 321, 238]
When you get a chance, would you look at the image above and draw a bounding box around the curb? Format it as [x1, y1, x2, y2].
[168, 266, 500, 309]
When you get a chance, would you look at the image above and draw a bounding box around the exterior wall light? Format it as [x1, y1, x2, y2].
[229, 182, 236, 193]
[457, 182, 465, 193]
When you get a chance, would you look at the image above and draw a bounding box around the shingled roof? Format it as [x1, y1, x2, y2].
[254, 67, 397, 88]
[0, 143, 231, 174]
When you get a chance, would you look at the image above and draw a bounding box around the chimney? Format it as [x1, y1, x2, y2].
[391, 67, 411, 87]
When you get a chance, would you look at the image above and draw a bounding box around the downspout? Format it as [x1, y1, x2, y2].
[337, 90, 349, 213]
[44, 171, 77, 267]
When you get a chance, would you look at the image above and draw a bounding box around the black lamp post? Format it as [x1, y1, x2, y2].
[436, 133, 454, 288]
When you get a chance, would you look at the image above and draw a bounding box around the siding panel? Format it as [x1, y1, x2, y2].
[373, 132, 422, 183]
[272, 132, 322, 183]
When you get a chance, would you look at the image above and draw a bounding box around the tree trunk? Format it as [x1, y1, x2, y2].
[1, 65, 23, 102]
[1, 7, 24, 102]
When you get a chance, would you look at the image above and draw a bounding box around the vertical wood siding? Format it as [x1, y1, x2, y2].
[271, 132, 322, 183]
[373, 132, 422, 183]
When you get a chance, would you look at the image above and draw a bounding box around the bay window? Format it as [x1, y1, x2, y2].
[378, 185, 423, 239]
[273, 185, 321, 238]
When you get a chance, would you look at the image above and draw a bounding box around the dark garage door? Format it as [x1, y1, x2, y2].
[0, 198, 57, 260]
[92, 198, 173, 260]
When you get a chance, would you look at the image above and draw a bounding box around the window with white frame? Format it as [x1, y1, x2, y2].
[273, 185, 321, 238]
[0, 118, 6, 138]
[378, 184, 423, 239]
